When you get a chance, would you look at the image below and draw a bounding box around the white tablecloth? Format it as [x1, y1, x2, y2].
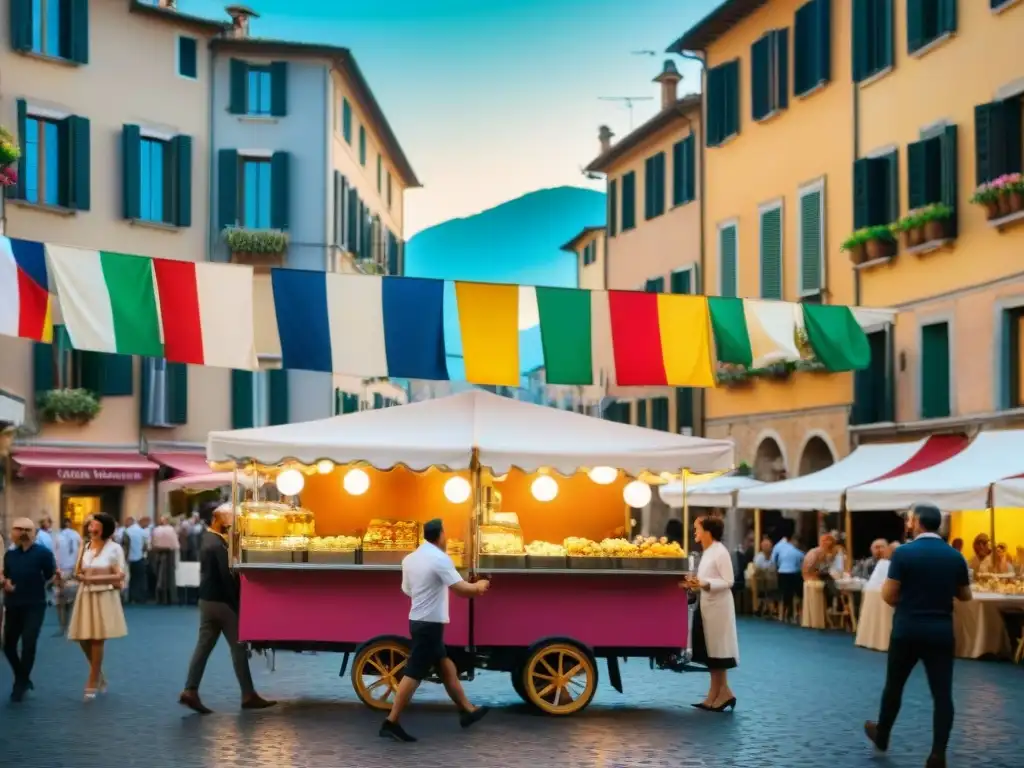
[855, 590, 892, 651]
[801, 580, 827, 629]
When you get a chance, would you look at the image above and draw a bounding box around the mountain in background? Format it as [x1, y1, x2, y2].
[404, 186, 606, 377]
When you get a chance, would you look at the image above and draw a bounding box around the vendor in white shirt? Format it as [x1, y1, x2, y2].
[865, 542, 900, 591]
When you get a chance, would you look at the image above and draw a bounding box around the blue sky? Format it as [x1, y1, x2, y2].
[181, 0, 717, 235]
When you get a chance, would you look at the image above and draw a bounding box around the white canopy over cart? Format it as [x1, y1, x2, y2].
[659, 474, 764, 508]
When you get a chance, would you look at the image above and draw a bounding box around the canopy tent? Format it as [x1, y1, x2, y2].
[206, 390, 735, 475]
[659, 474, 764, 508]
[846, 430, 1024, 512]
[158, 472, 254, 494]
[735, 435, 966, 512]
[993, 476, 1024, 508]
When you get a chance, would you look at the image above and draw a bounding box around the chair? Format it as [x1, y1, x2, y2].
[827, 593, 857, 633]
[176, 561, 200, 605]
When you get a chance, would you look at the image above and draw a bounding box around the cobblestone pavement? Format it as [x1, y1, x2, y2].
[0, 607, 1020, 768]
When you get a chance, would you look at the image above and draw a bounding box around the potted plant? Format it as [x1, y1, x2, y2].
[842, 225, 896, 264]
[734, 461, 752, 477]
[840, 229, 868, 265]
[0, 126, 20, 188]
[760, 362, 791, 381]
[892, 209, 926, 248]
[971, 180, 1003, 220]
[1002, 173, 1024, 216]
[716, 363, 752, 388]
[918, 202, 955, 242]
[222, 227, 290, 261]
[36, 388, 101, 425]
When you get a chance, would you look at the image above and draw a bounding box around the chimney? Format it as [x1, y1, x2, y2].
[157, 0, 177, 9]
[598, 125, 614, 155]
[653, 59, 682, 111]
[225, 5, 259, 38]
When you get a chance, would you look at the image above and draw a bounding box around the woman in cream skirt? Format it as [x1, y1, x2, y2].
[68, 512, 128, 699]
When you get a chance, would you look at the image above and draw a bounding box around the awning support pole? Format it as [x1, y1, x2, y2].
[470, 448, 481, 576]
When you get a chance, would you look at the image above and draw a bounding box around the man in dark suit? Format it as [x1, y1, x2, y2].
[864, 503, 971, 768]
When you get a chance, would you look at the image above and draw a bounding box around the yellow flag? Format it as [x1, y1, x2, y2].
[656, 294, 715, 388]
[455, 282, 520, 386]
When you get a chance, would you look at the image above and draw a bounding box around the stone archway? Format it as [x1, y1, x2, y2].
[796, 435, 837, 548]
[753, 436, 787, 482]
[798, 435, 835, 476]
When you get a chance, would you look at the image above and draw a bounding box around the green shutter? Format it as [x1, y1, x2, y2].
[670, 269, 692, 294]
[853, 158, 870, 229]
[939, 0, 957, 36]
[706, 65, 722, 146]
[99, 354, 134, 397]
[359, 127, 366, 164]
[797, 0, 831, 93]
[880, 0, 894, 71]
[271, 151, 290, 230]
[373, 393, 384, 410]
[217, 149, 238, 230]
[139, 357, 153, 425]
[644, 277, 665, 293]
[13, 99, 27, 199]
[342, 99, 352, 142]
[10, 0, 31, 51]
[231, 370, 254, 428]
[78, 351, 104, 394]
[885, 150, 900, 222]
[920, 322, 950, 419]
[68, 0, 89, 64]
[724, 60, 740, 138]
[621, 171, 636, 230]
[816, 0, 832, 85]
[269, 369, 289, 425]
[675, 387, 694, 430]
[229, 59, 248, 114]
[67, 116, 90, 211]
[907, 0, 926, 53]
[759, 206, 782, 300]
[608, 179, 618, 235]
[719, 225, 737, 297]
[270, 61, 288, 117]
[377, 154, 383, 191]
[636, 400, 647, 428]
[651, 397, 670, 431]
[684, 136, 696, 202]
[852, 0, 869, 81]
[907, 139, 927, 209]
[122, 124, 141, 220]
[172, 135, 192, 227]
[800, 190, 822, 294]
[167, 362, 188, 424]
[1001, 98, 1023, 176]
[939, 124, 958, 237]
[643, 157, 652, 219]
[32, 341, 54, 393]
[774, 29, 789, 112]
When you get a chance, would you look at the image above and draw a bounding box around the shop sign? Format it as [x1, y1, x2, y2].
[18, 466, 151, 484]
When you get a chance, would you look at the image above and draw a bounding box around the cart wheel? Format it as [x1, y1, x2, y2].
[351, 637, 410, 711]
[510, 663, 528, 704]
[522, 642, 597, 716]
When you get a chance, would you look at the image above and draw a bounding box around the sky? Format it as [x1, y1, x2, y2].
[181, 0, 717, 236]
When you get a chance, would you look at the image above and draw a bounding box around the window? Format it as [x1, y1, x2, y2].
[342, 98, 353, 143]
[644, 276, 665, 293]
[906, 0, 957, 54]
[33, 328, 132, 398]
[920, 321, 951, 419]
[333, 170, 349, 248]
[908, 124, 958, 236]
[751, 29, 789, 121]
[387, 172, 393, 208]
[22, 115, 60, 206]
[140, 359, 188, 427]
[241, 158, 272, 228]
[636, 400, 648, 428]
[15, 101, 90, 211]
[582, 241, 597, 266]
[991, 0, 1018, 8]
[759, 203, 783, 299]
[247, 66, 272, 116]
[335, 389, 359, 415]
[675, 387, 694, 431]
[798, 182, 824, 296]
[608, 179, 618, 236]
[359, 126, 367, 165]
[851, 328, 894, 424]
[644, 152, 666, 219]
[177, 36, 198, 79]
[123, 126, 191, 226]
[794, 0, 831, 96]
[228, 59, 287, 117]
[853, 151, 899, 230]
[651, 397, 670, 431]
[672, 135, 696, 206]
[139, 138, 167, 223]
[974, 97, 1023, 185]
[670, 267, 694, 294]
[718, 222, 738, 297]
[706, 59, 740, 147]
[231, 369, 288, 428]
[377, 154, 383, 192]
[1002, 307, 1024, 409]
[852, 0, 894, 83]
[621, 171, 637, 231]
[12, 0, 87, 63]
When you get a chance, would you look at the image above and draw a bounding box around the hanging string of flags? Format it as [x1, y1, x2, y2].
[1, 235, 886, 388]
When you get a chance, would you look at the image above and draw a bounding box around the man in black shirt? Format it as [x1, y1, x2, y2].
[178, 502, 275, 714]
[3, 517, 57, 702]
[864, 503, 971, 768]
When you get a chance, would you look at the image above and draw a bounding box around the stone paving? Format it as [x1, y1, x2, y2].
[0, 607, 1020, 768]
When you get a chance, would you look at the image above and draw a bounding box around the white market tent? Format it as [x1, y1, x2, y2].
[846, 430, 1024, 512]
[659, 474, 764, 508]
[206, 390, 735, 475]
[993, 476, 1024, 508]
[735, 438, 930, 512]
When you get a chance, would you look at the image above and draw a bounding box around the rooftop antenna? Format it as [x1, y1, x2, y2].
[630, 49, 658, 56]
[598, 96, 654, 131]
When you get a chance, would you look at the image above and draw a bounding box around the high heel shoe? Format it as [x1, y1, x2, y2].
[708, 697, 736, 712]
[84, 688, 97, 702]
[691, 702, 709, 710]
[98, 677, 108, 694]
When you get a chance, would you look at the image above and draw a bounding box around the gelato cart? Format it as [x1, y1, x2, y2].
[207, 391, 733, 716]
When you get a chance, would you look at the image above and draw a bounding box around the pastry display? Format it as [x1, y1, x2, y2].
[526, 540, 566, 556]
[565, 537, 601, 556]
[973, 574, 1024, 595]
[309, 535, 361, 551]
[599, 538, 640, 557]
[479, 523, 524, 555]
[237, 501, 314, 538]
[633, 536, 686, 557]
[363, 519, 419, 550]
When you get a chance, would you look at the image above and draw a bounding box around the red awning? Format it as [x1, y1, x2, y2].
[868, 434, 969, 483]
[12, 448, 159, 484]
[148, 452, 211, 476]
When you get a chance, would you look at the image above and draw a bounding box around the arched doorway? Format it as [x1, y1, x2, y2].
[751, 437, 787, 545]
[799, 435, 835, 476]
[797, 435, 836, 550]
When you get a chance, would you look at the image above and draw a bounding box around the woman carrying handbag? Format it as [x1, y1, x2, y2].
[68, 513, 128, 700]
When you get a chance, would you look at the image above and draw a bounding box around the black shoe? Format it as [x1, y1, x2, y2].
[925, 754, 946, 768]
[379, 719, 417, 742]
[10, 684, 25, 703]
[707, 697, 736, 712]
[459, 705, 490, 728]
[864, 721, 889, 752]
[691, 702, 709, 710]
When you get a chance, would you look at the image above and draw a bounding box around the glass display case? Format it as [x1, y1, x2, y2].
[308, 534, 362, 564]
[237, 501, 313, 563]
[362, 518, 420, 564]
[479, 518, 526, 569]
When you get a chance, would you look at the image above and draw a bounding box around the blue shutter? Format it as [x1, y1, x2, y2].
[122, 124, 142, 220]
[172, 135, 192, 227]
[217, 149, 238, 230]
[269, 369, 289, 425]
[68, 0, 89, 64]
[13, 99, 27, 199]
[270, 151, 289, 230]
[229, 59, 248, 115]
[270, 61, 288, 117]
[68, 116, 90, 211]
[10, 0, 32, 52]
[231, 370, 254, 429]
[167, 363, 188, 425]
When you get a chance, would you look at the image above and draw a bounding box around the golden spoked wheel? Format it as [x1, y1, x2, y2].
[522, 643, 597, 716]
[351, 639, 410, 711]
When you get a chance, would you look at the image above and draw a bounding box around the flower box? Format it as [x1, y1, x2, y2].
[223, 227, 289, 264]
[842, 226, 896, 265]
[36, 388, 101, 425]
[972, 174, 1024, 221]
[894, 203, 954, 251]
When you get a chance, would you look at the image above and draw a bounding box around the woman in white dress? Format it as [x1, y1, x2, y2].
[68, 513, 128, 700]
[684, 515, 738, 712]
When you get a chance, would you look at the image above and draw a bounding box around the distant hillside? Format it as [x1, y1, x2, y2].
[404, 186, 606, 375]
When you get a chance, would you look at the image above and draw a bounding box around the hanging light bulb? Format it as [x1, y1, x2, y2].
[531, 475, 559, 502]
[588, 466, 618, 485]
[316, 460, 335, 475]
[343, 468, 370, 496]
[275, 469, 305, 497]
[443, 476, 471, 504]
[623, 480, 652, 508]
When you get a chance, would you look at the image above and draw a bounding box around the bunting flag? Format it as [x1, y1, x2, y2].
[0, 237, 52, 342]
[534, 286, 593, 385]
[45, 245, 257, 369]
[803, 303, 871, 372]
[455, 282, 520, 386]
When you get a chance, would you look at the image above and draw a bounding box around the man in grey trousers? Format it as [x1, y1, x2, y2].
[178, 501, 275, 714]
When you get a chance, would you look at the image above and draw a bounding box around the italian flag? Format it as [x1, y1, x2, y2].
[45, 245, 257, 370]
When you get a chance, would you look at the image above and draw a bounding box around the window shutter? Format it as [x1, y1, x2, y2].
[32, 341, 54, 393]
[939, 124, 958, 237]
[67, 115, 90, 211]
[78, 351, 104, 394]
[725, 60, 741, 137]
[751, 36, 769, 120]
[373, 393, 384, 410]
[652, 397, 670, 431]
[853, 158, 870, 229]
[774, 28, 789, 112]
[920, 322, 950, 419]
[672, 141, 684, 205]
[348, 187, 360, 252]
[68, 0, 89, 64]
[229, 59, 248, 114]
[706, 66, 722, 146]
[122, 124, 142, 220]
[387, 229, 400, 275]
[852, 0, 869, 82]
[231, 370, 254, 428]
[10, 0, 32, 51]
[643, 157, 652, 219]
[815, 0, 832, 86]
[939, 0, 957, 36]
[167, 362, 188, 425]
[172, 134, 192, 227]
[217, 149, 238, 230]
[907, 139, 928, 209]
[98, 354, 134, 397]
[670, 269, 692, 295]
[800, 190, 822, 294]
[675, 387, 693, 430]
[907, 0, 925, 53]
[269, 368, 289, 425]
[270, 151, 290, 230]
[608, 179, 618, 235]
[759, 206, 782, 300]
[684, 136, 696, 202]
[636, 400, 647, 428]
[885, 150, 900, 222]
[794, 2, 810, 95]
[881, 0, 894, 70]
[13, 98, 27, 200]
[1000, 98, 1023, 176]
[720, 225, 737, 297]
[644, 277, 665, 293]
[333, 170, 342, 246]
[270, 61, 288, 117]
[139, 358, 154, 426]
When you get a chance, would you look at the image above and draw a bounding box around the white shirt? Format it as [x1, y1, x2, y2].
[81, 540, 127, 592]
[865, 559, 891, 591]
[34, 529, 54, 551]
[124, 524, 146, 562]
[401, 542, 463, 624]
[56, 528, 82, 571]
[113, 526, 125, 544]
